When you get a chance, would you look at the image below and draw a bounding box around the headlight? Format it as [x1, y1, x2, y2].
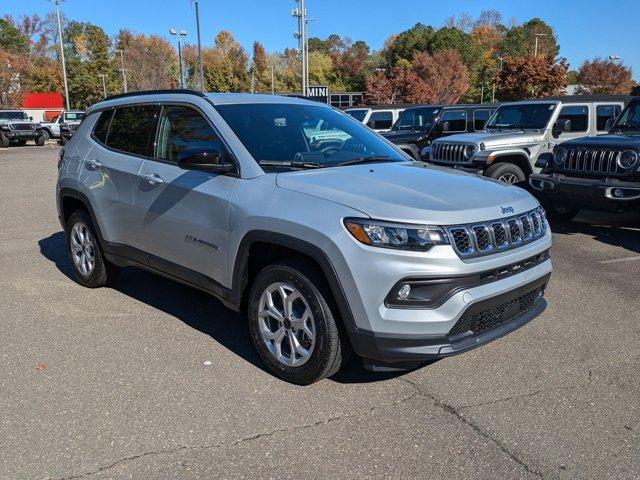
[344, 218, 449, 251]
[618, 150, 638, 169]
[554, 147, 567, 165]
[464, 145, 476, 158]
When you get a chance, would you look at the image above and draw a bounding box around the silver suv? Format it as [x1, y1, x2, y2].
[428, 96, 630, 184]
[56, 90, 552, 384]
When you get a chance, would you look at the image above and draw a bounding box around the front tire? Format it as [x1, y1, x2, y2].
[35, 134, 45, 146]
[486, 162, 526, 185]
[248, 260, 350, 384]
[66, 210, 120, 288]
[543, 201, 579, 222]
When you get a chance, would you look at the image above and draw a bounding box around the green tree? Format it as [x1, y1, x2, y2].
[0, 18, 28, 55]
[384, 23, 434, 67]
[500, 18, 559, 59]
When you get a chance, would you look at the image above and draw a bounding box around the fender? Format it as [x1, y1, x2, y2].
[231, 230, 357, 335]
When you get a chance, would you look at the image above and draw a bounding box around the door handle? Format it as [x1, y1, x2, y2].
[142, 172, 164, 185]
[86, 158, 102, 168]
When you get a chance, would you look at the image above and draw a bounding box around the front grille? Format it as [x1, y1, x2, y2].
[68, 123, 79, 131]
[431, 142, 471, 164]
[12, 123, 35, 131]
[447, 207, 546, 259]
[560, 148, 621, 175]
[448, 283, 545, 337]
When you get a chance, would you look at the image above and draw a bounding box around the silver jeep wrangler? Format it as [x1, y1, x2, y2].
[427, 95, 630, 184]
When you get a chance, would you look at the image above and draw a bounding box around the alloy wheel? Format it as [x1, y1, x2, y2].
[498, 172, 520, 184]
[258, 282, 316, 367]
[70, 221, 96, 276]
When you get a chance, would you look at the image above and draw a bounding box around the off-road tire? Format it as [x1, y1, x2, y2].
[486, 162, 527, 185]
[35, 135, 45, 146]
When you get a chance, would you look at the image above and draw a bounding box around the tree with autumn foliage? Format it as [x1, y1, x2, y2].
[576, 58, 634, 95]
[497, 55, 567, 100]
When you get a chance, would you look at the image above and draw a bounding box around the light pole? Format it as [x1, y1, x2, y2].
[194, 0, 205, 92]
[98, 73, 107, 98]
[609, 55, 622, 63]
[493, 55, 503, 103]
[170, 29, 187, 88]
[50, 0, 70, 110]
[533, 33, 548, 57]
[115, 49, 127, 93]
[292, 0, 308, 96]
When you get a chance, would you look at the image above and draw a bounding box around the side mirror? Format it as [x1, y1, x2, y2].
[604, 117, 615, 131]
[177, 147, 235, 173]
[29, 116, 33, 121]
[440, 121, 451, 132]
[552, 119, 571, 136]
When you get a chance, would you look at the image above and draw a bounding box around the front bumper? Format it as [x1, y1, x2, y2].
[529, 173, 640, 209]
[3, 130, 42, 140]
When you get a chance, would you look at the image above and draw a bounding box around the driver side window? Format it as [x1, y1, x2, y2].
[156, 105, 225, 162]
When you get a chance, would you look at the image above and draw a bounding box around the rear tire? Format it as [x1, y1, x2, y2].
[486, 162, 526, 185]
[0, 134, 8, 148]
[60, 136, 68, 145]
[66, 210, 120, 288]
[35, 135, 45, 146]
[248, 259, 350, 384]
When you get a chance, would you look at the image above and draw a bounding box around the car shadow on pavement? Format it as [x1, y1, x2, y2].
[549, 210, 640, 254]
[38, 231, 406, 384]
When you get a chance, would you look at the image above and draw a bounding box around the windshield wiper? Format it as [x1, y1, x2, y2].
[258, 160, 323, 169]
[332, 155, 392, 167]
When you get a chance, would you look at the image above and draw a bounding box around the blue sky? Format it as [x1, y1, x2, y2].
[7, 0, 639, 80]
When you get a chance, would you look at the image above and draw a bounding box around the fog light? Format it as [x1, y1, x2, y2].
[397, 284, 411, 300]
[613, 188, 623, 198]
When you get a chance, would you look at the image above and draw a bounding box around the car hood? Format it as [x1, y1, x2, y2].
[562, 133, 640, 148]
[435, 130, 541, 148]
[275, 162, 537, 225]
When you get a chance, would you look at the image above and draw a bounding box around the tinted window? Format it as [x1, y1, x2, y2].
[156, 105, 225, 161]
[0, 111, 28, 120]
[93, 110, 113, 144]
[214, 103, 405, 168]
[368, 111, 393, 130]
[346, 109, 368, 122]
[486, 103, 555, 130]
[107, 105, 160, 157]
[394, 107, 440, 129]
[473, 109, 491, 131]
[596, 104, 621, 131]
[614, 101, 640, 131]
[558, 105, 588, 132]
[64, 112, 85, 121]
[440, 110, 467, 132]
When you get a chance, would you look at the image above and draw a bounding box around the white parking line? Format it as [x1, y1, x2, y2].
[599, 256, 640, 264]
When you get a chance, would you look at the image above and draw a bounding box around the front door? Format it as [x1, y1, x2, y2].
[137, 104, 238, 287]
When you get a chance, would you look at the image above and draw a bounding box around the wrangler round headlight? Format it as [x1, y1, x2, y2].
[554, 147, 567, 165]
[618, 150, 638, 169]
[464, 145, 476, 158]
[344, 218, 449, 251]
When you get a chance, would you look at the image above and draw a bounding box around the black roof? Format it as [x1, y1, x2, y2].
[104, 89, 207, 102]
[530, 94, 634, 104]
[440, 103, 500, 110]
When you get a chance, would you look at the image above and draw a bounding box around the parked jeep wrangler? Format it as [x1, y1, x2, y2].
[529, 96, 640, 221]
[0, 110, 46, 147]
[382, 103, 497, 160]
[39, 110, 85, 142]
[427, 96, 631, 184]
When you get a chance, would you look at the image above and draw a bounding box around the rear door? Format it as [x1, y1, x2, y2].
[366, 111, 394, 132]
[80, 104, 160, 252]
[137, 104, 238, 286]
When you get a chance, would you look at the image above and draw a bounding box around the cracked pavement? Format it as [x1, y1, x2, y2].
[1, 146, 639, 479]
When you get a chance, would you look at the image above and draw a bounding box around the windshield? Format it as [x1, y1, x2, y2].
[0, 111, 28, 121]
[344, 109, 368, 122]
[393, 107, 440, 130]
[64, 112, 85, 121]
[486, 103, 555, 130]
[613, 101, 640, 132]
[215, 103, 407, 170]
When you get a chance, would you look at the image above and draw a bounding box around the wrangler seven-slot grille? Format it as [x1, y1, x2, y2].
[431, 142, 472, 164]
[447, 207, 546, 258]
[560, 148, 622, 175]
[11, 123, 35, 131]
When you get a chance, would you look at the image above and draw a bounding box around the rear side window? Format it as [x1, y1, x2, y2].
[107, 105, 161, 157]
[156, 105, 225, 161]
[368, 111, 393, 130]
[473, 109, 491, 131]
[440, 110, 467, 132]
[92, 109, 113, 144]
[558, 105, 588, 132]
[596, 104, 621, 131]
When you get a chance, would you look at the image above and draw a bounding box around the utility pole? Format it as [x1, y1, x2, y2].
[170, 29, 187, 88]
[292, 1, 307, 96]
[98, 73, 107, 98]
[533, 33, 548, 57]
[194, 0, 205, 92]
[115, 49, 127, 93]
[51, 0, 70, 110]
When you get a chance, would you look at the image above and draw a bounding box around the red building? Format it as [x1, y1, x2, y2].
[22, 92, 64, 122]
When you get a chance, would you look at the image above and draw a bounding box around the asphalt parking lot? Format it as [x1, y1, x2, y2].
[1, 145, 639, 480]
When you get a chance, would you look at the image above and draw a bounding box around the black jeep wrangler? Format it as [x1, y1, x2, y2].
[382, 103, 498, 160]
[529, 96, 640, 221]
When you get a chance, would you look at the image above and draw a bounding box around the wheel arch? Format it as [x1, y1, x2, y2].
[488, 152, 534, 177]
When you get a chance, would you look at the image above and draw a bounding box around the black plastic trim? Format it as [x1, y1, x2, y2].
[103, 89, 208, 102]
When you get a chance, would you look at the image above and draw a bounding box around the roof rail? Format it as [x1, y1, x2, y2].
[103, 89, 207, 102]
